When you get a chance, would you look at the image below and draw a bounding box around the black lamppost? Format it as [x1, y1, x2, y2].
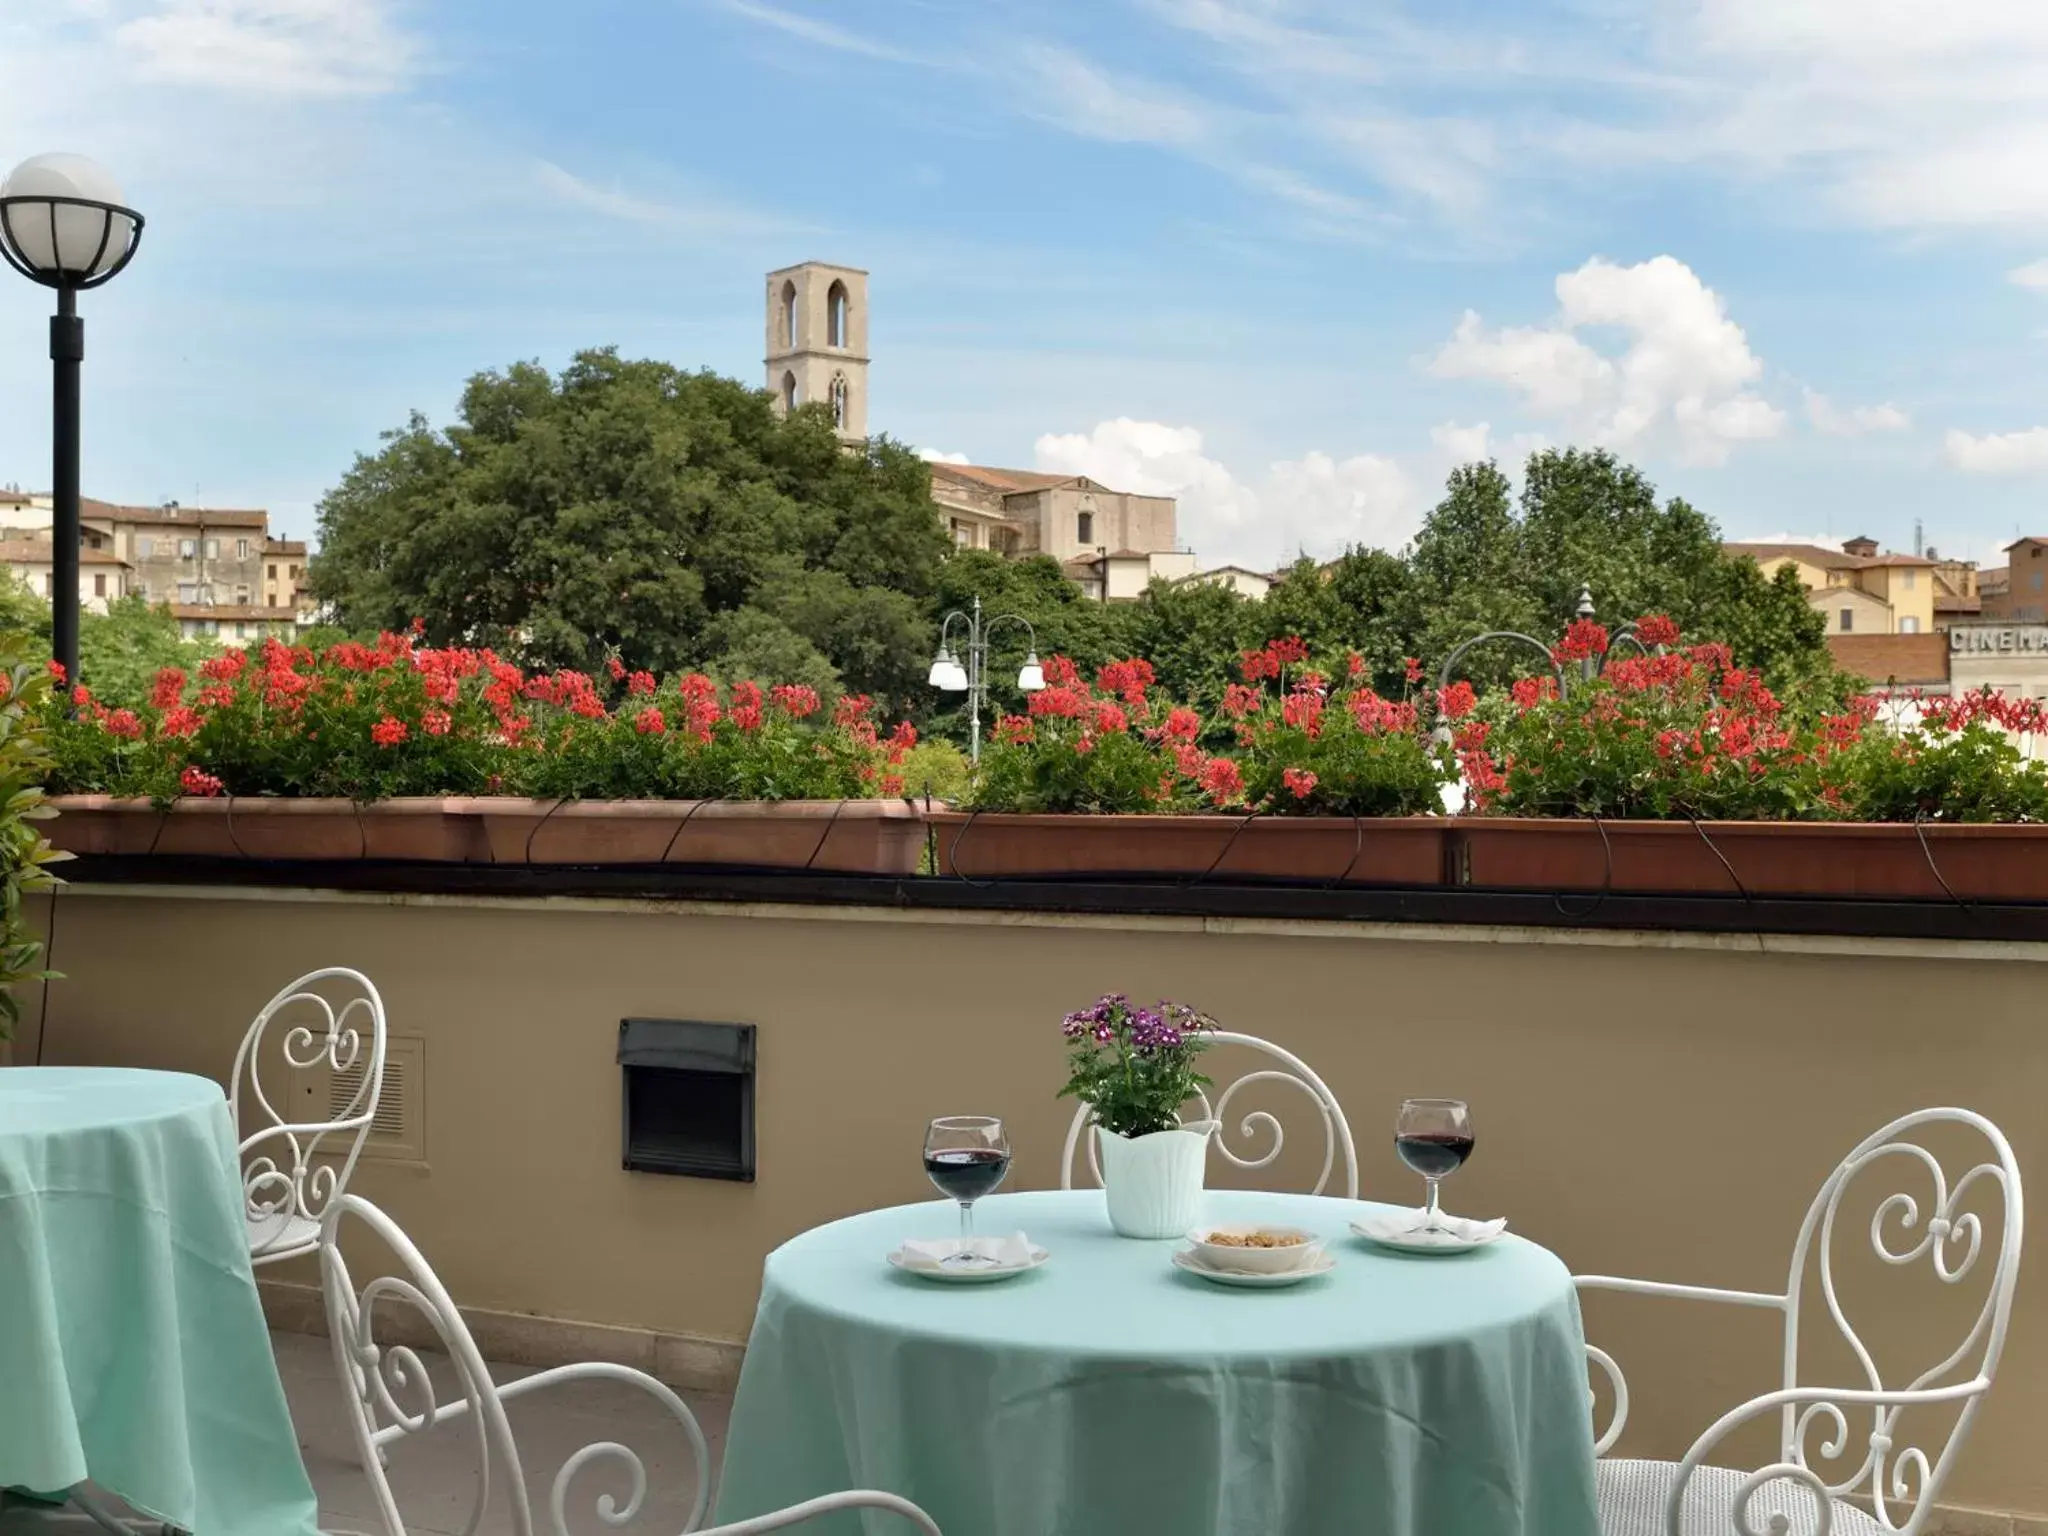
[1429, 585, 1660, 745]
[0, 154, 144, 688]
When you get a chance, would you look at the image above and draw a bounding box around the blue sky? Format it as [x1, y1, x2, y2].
[4, 1, 2048, 572]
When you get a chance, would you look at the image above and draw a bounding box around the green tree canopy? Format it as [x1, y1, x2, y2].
[310, 350, 950, 715]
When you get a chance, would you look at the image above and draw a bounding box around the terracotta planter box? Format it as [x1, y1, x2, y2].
[46, 795, 485, 862]
[446, 798, 925, 875]
[46, 796, 926, 875]
[928, 811, 1446, 886]
[1448, 818, 2048, 902]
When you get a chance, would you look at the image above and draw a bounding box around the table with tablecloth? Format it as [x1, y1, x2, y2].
[716, 1187, 1601, 1536]
[0, 1066, 321, 1535]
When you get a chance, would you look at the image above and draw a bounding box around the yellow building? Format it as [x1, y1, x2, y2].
[1722, 537, 1937, 636]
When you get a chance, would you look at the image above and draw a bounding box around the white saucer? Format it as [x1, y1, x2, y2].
[1350, 1211, 1508, 1254]
[1172, 1247, 1337, 1287]
[887, 1245, 1050, 1283]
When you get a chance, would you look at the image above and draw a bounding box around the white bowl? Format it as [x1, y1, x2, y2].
[1185, 1224, 1323, 1274]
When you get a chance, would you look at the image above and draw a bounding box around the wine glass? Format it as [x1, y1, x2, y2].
[923, 1116, 1012, 1267]
[1394, 1098, 1473, 1233]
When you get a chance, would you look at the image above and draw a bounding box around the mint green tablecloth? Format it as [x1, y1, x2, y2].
[717, 1189, 1600, 1536]
[0, 1067, 321, 1536]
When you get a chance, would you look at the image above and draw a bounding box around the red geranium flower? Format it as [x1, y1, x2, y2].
[180, 765, 224, 797]
[1282, 767, 1318, 800]
[371, 715, 409, 747]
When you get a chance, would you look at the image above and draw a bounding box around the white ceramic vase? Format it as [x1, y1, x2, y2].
[1096, 1120, 1217, 1238]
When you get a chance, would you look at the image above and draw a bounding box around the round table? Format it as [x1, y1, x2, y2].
[0, 1067, 321, 1536]
[717, 1188, 1601, 1536]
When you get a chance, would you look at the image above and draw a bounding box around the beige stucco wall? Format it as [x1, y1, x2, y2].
[1810, 584, 1894, 635]
[15, 887, 2046, 1518]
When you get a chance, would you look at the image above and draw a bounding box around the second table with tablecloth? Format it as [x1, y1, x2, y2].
[0, 1066, 321, 1536]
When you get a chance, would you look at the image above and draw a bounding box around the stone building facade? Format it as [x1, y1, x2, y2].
[0, 491, 306, 646]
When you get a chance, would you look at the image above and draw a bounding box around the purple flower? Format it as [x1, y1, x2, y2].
[1093, 1021, 1114, 1043]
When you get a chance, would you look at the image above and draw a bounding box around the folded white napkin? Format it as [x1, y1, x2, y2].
[1354, 1210, 1508, 1248]
[897, 1231, 1036, 1270]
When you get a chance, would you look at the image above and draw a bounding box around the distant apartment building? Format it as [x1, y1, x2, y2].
[0, 488, 306, 646]
[1722, 536, 1938, 635]
[0, 533, 131, 613]
[1979, 537, 2048, 622]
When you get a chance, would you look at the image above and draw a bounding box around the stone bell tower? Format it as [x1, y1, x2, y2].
[765, 261, 868, 441]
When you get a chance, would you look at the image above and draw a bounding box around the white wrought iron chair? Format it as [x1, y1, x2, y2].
[1577, 1107, 2022, 1536]
[1059, 1030, 1359, 1198]
[231, 967, 388, 1265]
[319, 1194, 941, 1535]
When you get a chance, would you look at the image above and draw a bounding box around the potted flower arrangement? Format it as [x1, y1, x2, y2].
[934, 649, 1450, 884]
[1058, 993, 1220, 1238]
[39, 632, 926, 874]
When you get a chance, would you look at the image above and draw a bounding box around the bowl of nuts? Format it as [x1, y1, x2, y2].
[1184, 1224, 1324, 1275]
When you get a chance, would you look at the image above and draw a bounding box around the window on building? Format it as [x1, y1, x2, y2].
[1840, 609, 1854, 632]
[178, 581, 197, 603]
[1900, 616, 1920, 634]
[236, 538, 250, 560]
[42, 574, 52, 597]
[830, 373, 849, 428]
[236, 622, 248, 639]
[234, 584, 250, 605]
[268, 563, 278, 579]
[179, 538, 196, 560]
[201, 619, 218, 637]
[288, 564, 301, 578]
[1077, 511, 1094, 545]
[136, 536, 153, 559]
[827, 281, 848, 347]
[204, 538, 219, 559]
[781, 281, 798, 349]
[782, 372, 798, 412]
[93, 573, 105, 598]
[2033, 572, 2044, 593]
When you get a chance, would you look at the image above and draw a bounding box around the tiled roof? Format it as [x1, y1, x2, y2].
[927, 463, 1078, 494]
[264, 539, 308, 555]
[1935, 594, 1982, 614]
[1827, 634, 1950, 686]
[0, 539, 129, 566]
[1725, 541, 1934, 571]
[169, 603, 300, 621]
[81, 497, 269, 529]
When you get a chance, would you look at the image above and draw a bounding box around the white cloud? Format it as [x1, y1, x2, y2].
[1428, 256, 1784, 467]
[1427, 421, 1549, 470]
[1128, 0, 2048, 236]
[1016, 46, 1212, 148]
[917, 447, 970, 465]
[2011, 259, 2048, 291]
[1033, 418, 1416, 569]
[114, 0, 418, 96]
[712, 0, 938, 65]
[1945, 426, 2048, 474]
[1803, 389, 1910, 437]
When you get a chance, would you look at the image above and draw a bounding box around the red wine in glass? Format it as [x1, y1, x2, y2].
[923, 1116, 1011, 1266]
[924, 1148, 1012, 1203]
[1394, 1099, 1472, 1232]
[1394, 1132, 1473, 1180]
